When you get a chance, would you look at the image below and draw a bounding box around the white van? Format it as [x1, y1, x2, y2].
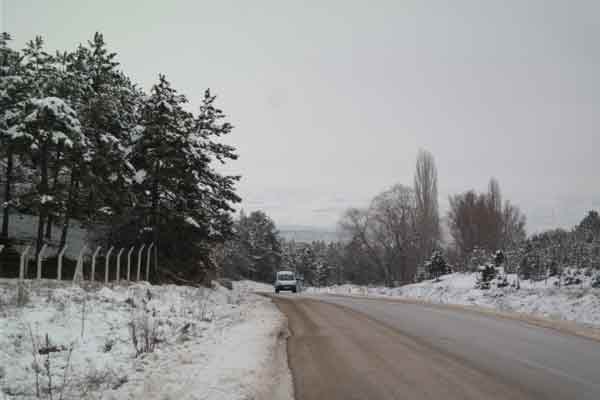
[274, 270, 298, 293]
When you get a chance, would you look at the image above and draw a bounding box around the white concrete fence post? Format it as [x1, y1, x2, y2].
[145, 243, 154, 282]
[105, 246, 114, 283]
[91, 246, 102, 282]
[19, 245, 30, 281]
[127, 246, 134, 281]
[36, 244, 48, 280]
[136, 244, 145, 281]
[57, 245, 67, 280]
[74, 245, 88, 281]
[116, 248, 124, 283]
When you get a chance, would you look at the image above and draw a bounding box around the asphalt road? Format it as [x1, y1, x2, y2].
[271, 294, 600, 400]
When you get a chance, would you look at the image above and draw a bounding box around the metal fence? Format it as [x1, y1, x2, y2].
[0, 243, 155, 284]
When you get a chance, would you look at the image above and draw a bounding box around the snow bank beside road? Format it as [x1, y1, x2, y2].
[308, 273, 600, 328]
[0, 279, 292, 400]
[236, 280, 275, 293]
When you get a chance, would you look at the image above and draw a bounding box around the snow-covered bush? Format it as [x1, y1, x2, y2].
[127, 289, 161, 356]
[467, 247, 489, 272]
[592, 273, 600, 289]
[561, 269, 584, 287]
[476, 264, 497, 290]
[425, 251, 450, 281]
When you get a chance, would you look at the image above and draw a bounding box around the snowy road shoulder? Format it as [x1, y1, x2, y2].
[306, 273, 600, 330]
[0, 279, 293, 400]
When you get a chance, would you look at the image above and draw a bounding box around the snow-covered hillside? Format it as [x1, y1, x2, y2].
[308, 273, 600, 328]
[0, 280, 292, 400]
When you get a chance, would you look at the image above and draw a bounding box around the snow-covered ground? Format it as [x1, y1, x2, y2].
[307, 272, 600, 328]
[0, 279, 292, 400]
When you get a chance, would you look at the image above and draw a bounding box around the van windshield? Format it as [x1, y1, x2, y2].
[278, 273, 294, 281]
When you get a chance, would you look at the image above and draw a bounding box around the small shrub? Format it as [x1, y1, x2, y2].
[199, 301, 212, 322]
[476, 264, 497, 290]
[493, 250, 505, 267]
[425, 251, 450, 281]
[129, 311, 160, 356]
[563, 270, 583, 286]
[496, 275, 509, 288]
[82, 366, 110, 392]
[112, 375, 128, 390]
[103, 338, 115, 353]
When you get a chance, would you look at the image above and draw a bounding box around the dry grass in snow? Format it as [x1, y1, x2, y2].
[0, 279, 292, 400]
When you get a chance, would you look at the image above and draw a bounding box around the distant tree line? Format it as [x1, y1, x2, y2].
[217, 210, 281, 283]
[511, 211, 600, 282]
[334, 150, 443, 286]
[217, 159, 600, 289]
[217, 150, 528, 287]
[0, 32, 240, 282]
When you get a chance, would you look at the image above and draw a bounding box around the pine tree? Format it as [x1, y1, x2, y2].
[476, 263, 497, 290]
[134, 74, 194, 227]
[1, 31, 242, 282]
[221, 210, 281, 282]
[576, 210, 600, 242]
[189, 88, 241, 238]
[126, 75, 242, 280]
[298, 246, 316, 285]
[18, 37, 85, 255]
[0, 32, 26, 241]
[63, 34, 141, 234]
[425, 251, 449, 280]
[313, 261, 325, 287]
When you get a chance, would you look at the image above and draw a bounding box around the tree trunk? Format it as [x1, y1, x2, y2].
[59, 216, 69, 250]
[60, 170, 79, 250]
[36, 142, 49, 259]
[44, 214, 53, 240]
[151, 161, 160, 282]
[1, 145, 13, 240]
[45, 145, 62, 240]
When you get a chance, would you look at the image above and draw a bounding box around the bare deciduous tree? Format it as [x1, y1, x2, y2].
[339, 184, 418, 286]
[501, 201, 526, 248]
[447, 178, 526, 262]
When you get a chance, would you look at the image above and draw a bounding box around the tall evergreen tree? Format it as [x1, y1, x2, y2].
[224, 210, 281, 282]
[0, 32, 26, 240]
[124, 75, 241, 280]
[19, 37, 85, 255]
[69, 34, 140, 221]
[0, 31, 241, 282]
[133, 74, 195, 230]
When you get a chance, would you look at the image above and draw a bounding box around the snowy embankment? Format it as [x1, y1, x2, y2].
[307, 273, 600, 328]
[0, 279, 292, 400]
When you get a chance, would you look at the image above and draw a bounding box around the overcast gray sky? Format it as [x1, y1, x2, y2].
[3, 0, 599, 232]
